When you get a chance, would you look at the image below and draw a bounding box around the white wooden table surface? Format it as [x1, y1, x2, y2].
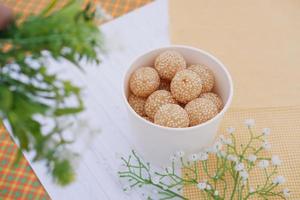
[21, 0, 170, 199]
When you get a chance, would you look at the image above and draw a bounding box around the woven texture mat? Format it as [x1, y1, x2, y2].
[0, 0, 152, 199]
[170, 0, 300, 108]
[2, 0, 152, 20]
[0, 126, 49, 200]
[170, 1, 300, 198]
[184, 106, 300, 199]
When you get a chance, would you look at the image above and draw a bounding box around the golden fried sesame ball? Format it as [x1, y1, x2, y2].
[154, 50, 186, 81]
[188, 64, 214, 92]
[128, 94, 146, 116]
[185, 98, 218, 126]
[145, 90, 177, 119]
[199, 92, 223, 111]
[158, 79, 170, 91]
[129, 67, 160, 97]
[143, 116, 153, 123]
[170, 69, 203, 104]
[154, 104, 189, 128]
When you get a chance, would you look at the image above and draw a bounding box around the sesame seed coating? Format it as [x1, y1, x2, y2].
[128, 94, 146, 116]
[154, 50, 187, 81]
[170, 69, 203, 104]
[145, 90, 177, 119]
[154, 104, 189, 128]
[129, 67, 160, 97]
[185, 98, 218, 126]
[158, 79, 170, 91]
[143, 116, 153, 123]
[188, 64, 215, 92]
[199, 92, 223, 111]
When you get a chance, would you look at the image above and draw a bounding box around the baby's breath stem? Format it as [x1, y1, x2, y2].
[230, 172, 239, 200]
[241, 127, 254, 157]
[152, 182, 188, 200]
[119, 124, 288, 200]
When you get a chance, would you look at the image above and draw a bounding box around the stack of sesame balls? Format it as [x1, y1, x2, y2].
[128, 50, 223, 128]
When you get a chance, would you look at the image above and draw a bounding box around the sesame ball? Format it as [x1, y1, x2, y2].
[128, 94, 146, 116]
[188, 64, 215, 92]
[145, 90, 177, 119]
[185, 98, 218, 126]
[158, 79, 170, 91]
[154, 51, 186, 81]
[143, 116, 153, 123]
[199, 92, 223, 111]
[129, 67, 160, 97]
[170, 69, 203, 104]
[154, 104, 189, 128]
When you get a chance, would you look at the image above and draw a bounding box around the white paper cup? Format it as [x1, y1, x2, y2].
[122, 45, 233, 166]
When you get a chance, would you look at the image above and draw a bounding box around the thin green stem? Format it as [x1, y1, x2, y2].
[230, 172, 239, 200]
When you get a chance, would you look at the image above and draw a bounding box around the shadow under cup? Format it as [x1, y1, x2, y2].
[122, 45, 233, 166]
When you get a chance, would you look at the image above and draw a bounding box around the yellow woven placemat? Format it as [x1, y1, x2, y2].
[170, 0, 300, 109]
[184, 106, 300, 199]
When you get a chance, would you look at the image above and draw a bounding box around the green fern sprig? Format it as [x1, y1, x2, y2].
[0, 0, 103, 185]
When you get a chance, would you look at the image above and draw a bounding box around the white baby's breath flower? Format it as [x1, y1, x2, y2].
[227, 154, 238, 163]
[262, 128, 271, 136]
[176, 150, 185, 158]
[258, 160, 269, 169]
[205, 147, 213, 154]
[61, 46, 72, 55]
[169, 155, 178, 162]
[206, 143, 222, 154]
[262, 141, 271, 151]
[206, 184, 211, 190]
[235, 163, 245, 172]
[244, 119, 255, 127]
[249, 187, 255, 193]
[123, 185, 131, 193]
[219, 135, 232, 145]
[217, 150, 226, 158]
[219, 134, 225, 141]
[189, 154, 199, 162]
[273, 176, 285, 185]
[242, 180, 247, 186]
[247, 154, 257, 163]
[203, 147, 211, 153]
[211, 141, 223, 153]
[224, 138, 233, 145]
[214, 190, 219, 196]
[25, 56, 40, 69]
[283, 188, 290, 197]
[166, 166, 173, 173]
[152, 176, 160, 184]
[197, 182, 207, 190]
[240, 170, 249, 180]
[41, 50, 51, 57]
[271, 155, 282, 166]
[227, 127, 235, 134]
[198, 152, 208, 161]
[152, 189, 158, 194]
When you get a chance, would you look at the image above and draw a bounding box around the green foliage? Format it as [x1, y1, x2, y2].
[0, 0, 103, 185]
